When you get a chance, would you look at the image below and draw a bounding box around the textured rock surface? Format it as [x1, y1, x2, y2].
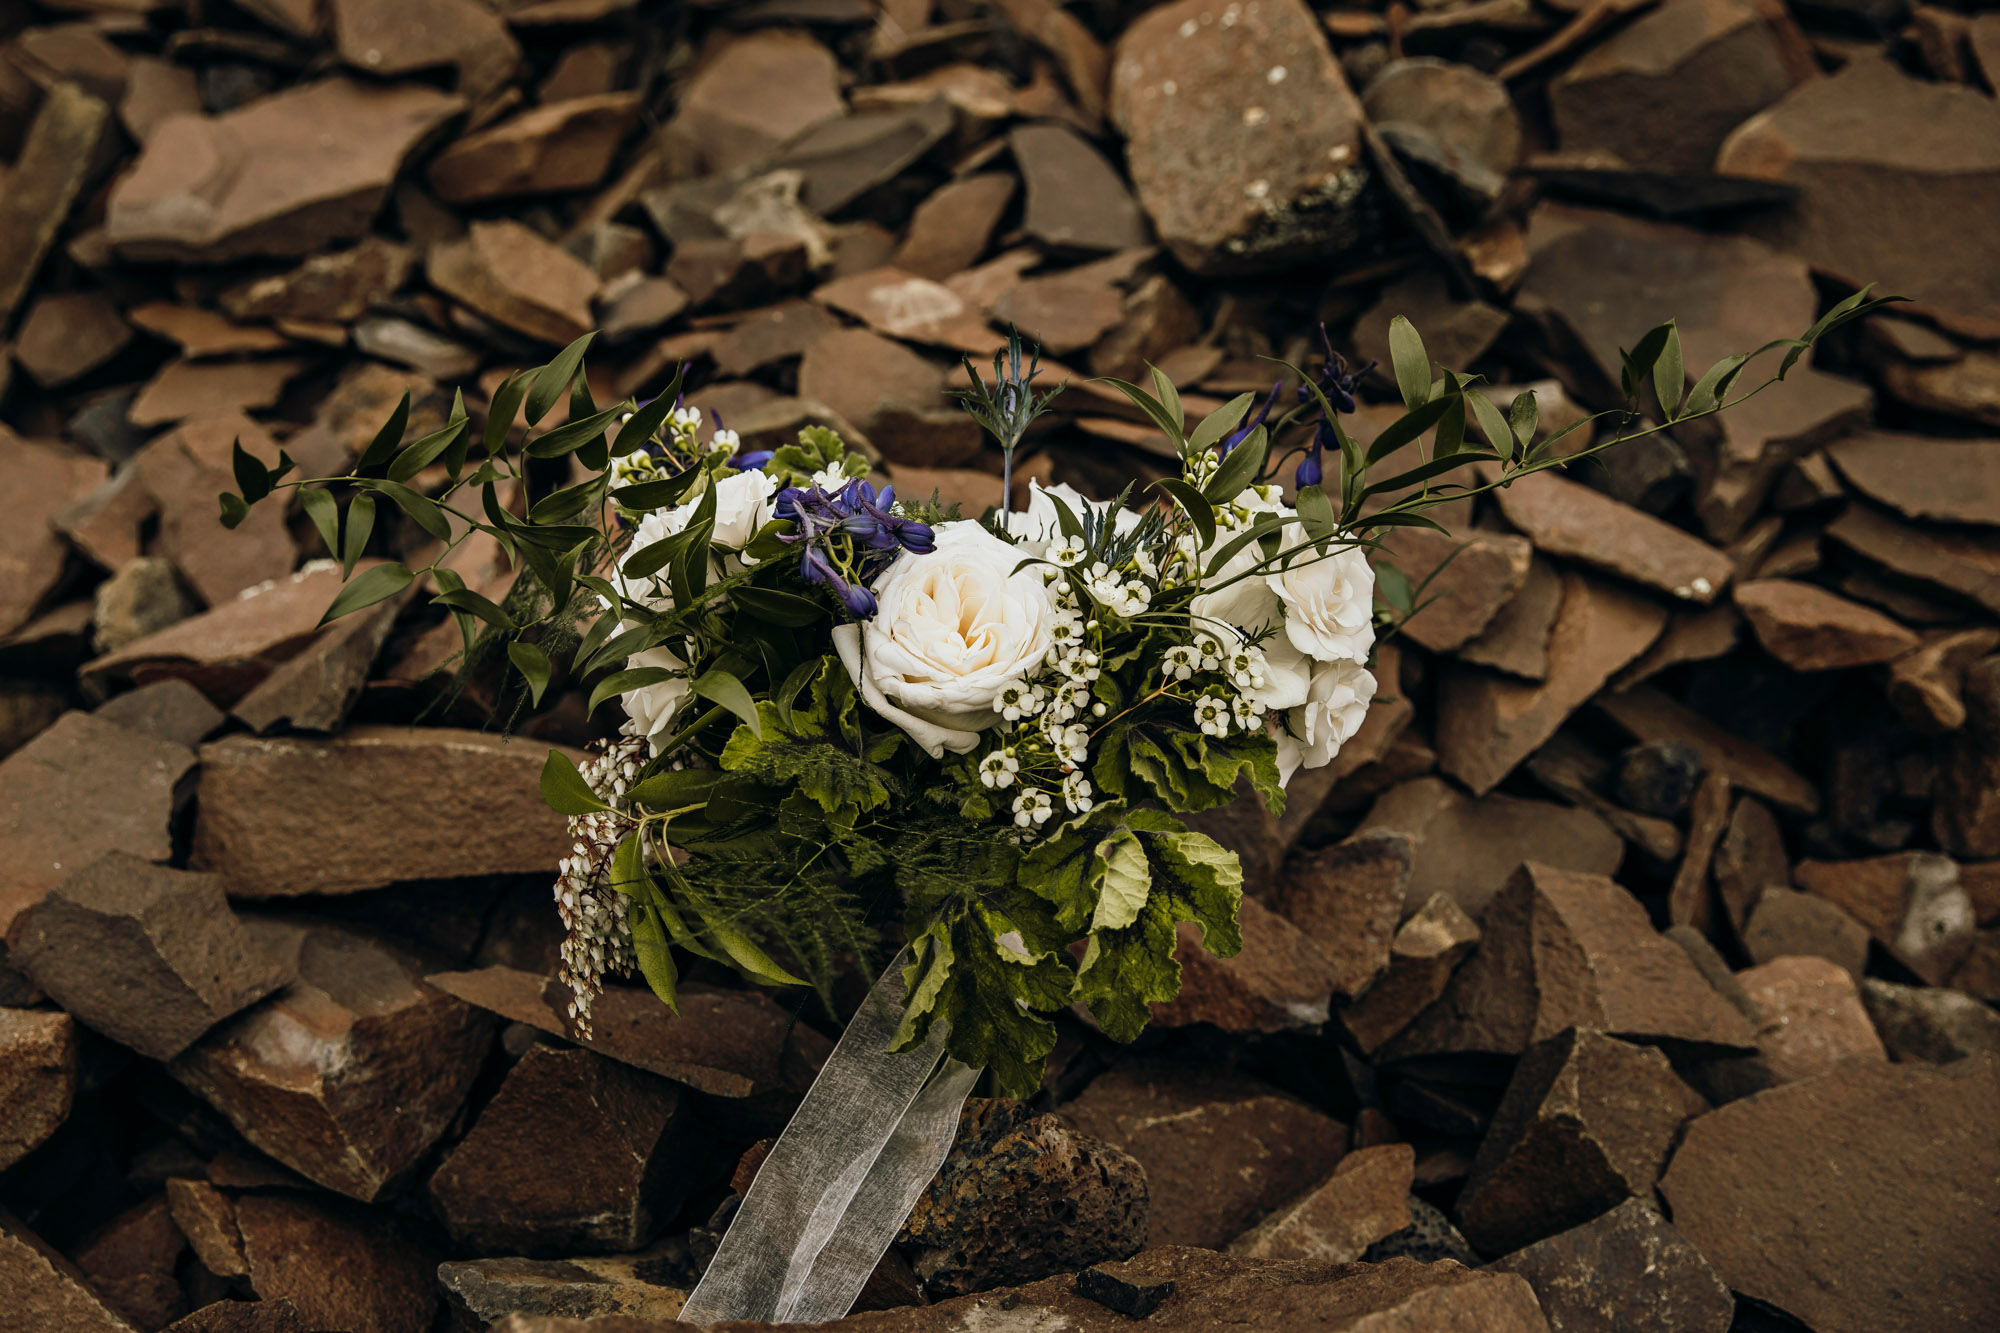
[1227, 1143, 1413, 1263]
[0, 1207, 138, 1333]
[438, 1254, 687, 1326]
[1270, 830, 1411, 1002]
[0, 1008, 75, 1172]
[1487, 1198, 1732, 1333]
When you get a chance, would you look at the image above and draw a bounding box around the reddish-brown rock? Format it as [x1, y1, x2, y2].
[0, 711, 195, 935]
[1384, 864, 1757, 1062]
[8, 855, 291, 1061]
[1596, 685, 1819, 814]
[1438, 572, 1668, 795]
[1374, 527, 1532, 654]
[106, 79, 463, 263]
[1227, 1143, 1413, 1263]
[216, 1188, 437, 1333]
[127, 358, 309, 429]
[190, 728, 573, 897]
[130, 413, 299, 606]
[1937, 655, 2000, 858]
[812, 267, 994, 353]
[1149, 895, 1339, 1033]
[0, 1008, 75, 1171]
[219, 237, 416, 325]
[428, 220, 599, 345]
[1488, 470, 1733, 605]
[1827, 502, 2000, 620]
[1734, 578, 1920, 671]
[1795, 852, 1978, 983]
[1059, 1062, 1347, 1250]
[0, 83, 113, 323]
[13, 291, 134, 388]
[0, 1208, 136, 1333]
[1738, 954, 1888, 1084]
[1339, 892, 1481, 1054]
[1111, 0, 1368, 274]
[428, 93, 641, 203]
[666, 31, 844, 175]
[893, 174, 1017, 282]
[0, 436, 109, 638]
[1457, 1028, 1709, 1255]
[1270, 831, 1411, 1003]
[1487, 1198, 1733, 1333]
[330, 0, 521, 102]
[1009, 122, 1148, 255]
[1457, 554, 1566, 680]
[1660, 1055, 2000, 1333]
[1828, 433, 2000, 529]
[1889, 629, 2000, 733]
[1741, 888, 1871, 981]
[169, 916, 495, 1202]
[71, 1195, 190, 1330]
[428, 1044, 705, 1254]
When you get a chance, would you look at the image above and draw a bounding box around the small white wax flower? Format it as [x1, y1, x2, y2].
[1194, 694, 1230, 736]
[1062, 773, 1094, 814]
[978, 750, 1020, 789]
[1013, 789, 1054, 828]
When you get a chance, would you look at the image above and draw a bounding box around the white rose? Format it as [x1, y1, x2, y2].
[1274, 659, 1377, 787]
[1001, 481, 1138, 555]
[1268, 531, 1376, 664]
[1190, 507, 1289, 633]
[613, 469, 778, 608]
[832, 520, 1058, 757]
[620, 639, 692, 756]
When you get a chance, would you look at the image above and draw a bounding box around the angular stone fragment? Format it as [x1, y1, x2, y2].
[170, 916, 494, 1202]
[0, 1008, 75, 1172]
[230, 578, 408, 735]
[0, 1208, 134, 1333]
[1739, 954, 1888, 1084]
[107, 79, 463, 263]
[666, 31, 844, 175]
[813, 266, 994, 353]
[1374, 527, 1531, 655]
[165, 1178, 246, 1279]
[1059, 1062, 1347, 1249]
[1488, 1198, 1733, 1333]
[1660, 1054, 2000, 1333]
[1457, 554, 1564, 680]
[1339, 893, 1481, 1055]
[0, 83, 112, 324]
[220, 238, 416, 324]
[92, 557, 201, 659]
[1795, 852, 1978, 983]
[1550, 0, 1797, 174]
[1384, 864, 1757, 1062]
[14, 292, 134, 388]
[1828, 433, 2000, 529]
[893, 174, 1017, 281]
[1, 436, 109, 638]
[1889, 629, 2000, 733]
[765, 103, 955, 218]
[1438, 572, 1668, 795]
[990, 268, 1128, 357]
[1358, 778, 1623, 917]
[1148, 895, 1338, 1033]
[1489, 471, 1732, 604]
[166, 1299, 310, 1331]
[217, 1189, 437, 1333]
[0, 711, 195, 935]
[1111, 0, 1369, 274]
[191, 728, 572, 896]
[1719, 55, 2000, 339]
[1734, 578, 1919, 671]
[9, 855, 291, 1061]
[428, 1044, 704, 1254]
[128, 358, 310, 429]
[1741, 888, 1870, 981]
[429, 93, 641, 203]
[331, 0, 521, 102]
[898, 1099, 1148, 1298]
[1828, 501, 2000, 619]
[1937, 656, 2000, 858]
[428, 220, 599, 345]
[1860, 978, 2000, 1063]
[1457, 1028, 1709, 1255]
[1271, 831, 1412, 1002]
[1009, 122, 1148, 254]
[129, 304, 292, 360]
[1596, 686, 1818, 814]
[1364, 58, 1521, 189]
[71, 1194, 189, 1330]
[1227, 1143, 1413, 1263]
[438, 1255, 687, 1327]
[130, 414, 298, 606]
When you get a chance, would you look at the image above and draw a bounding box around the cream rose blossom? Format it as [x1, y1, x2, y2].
[833, 521, 1058, 757]
[1275, 658, 1377, 785]
[619, 640, 692, 755]
[613, 469, 777, 609]
[1268, 532, 1376, 664]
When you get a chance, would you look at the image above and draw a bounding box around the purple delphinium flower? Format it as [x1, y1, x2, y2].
[773, 479, 934, 619]
[1220, 380, 1283, 457]
[1295, 326, 1373, 490]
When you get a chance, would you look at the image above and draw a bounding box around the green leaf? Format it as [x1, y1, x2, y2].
[528, 475, 605, 525]
[1297, 483, 1337, 541]
[1095, 375, 1186, 448]
[317, 561, 412, 627]
[612, 382, 682, 457]
[612, 468, 704, 512]
[588, 666, 679, 716]
[482, 373, 528, 458]
[1202, 425, 1266, 502]
[1621, 321, 1674, 406]
[687, 895, 806, 987]
[1653, 320, 1684, 421]
[626, 768, 727, 813]
[217, 492, 250, 529]
[341, 491, 376, 576]
[1364, 394, 1457, 464]
[1149, 364, 1184, 433]
[1466, 390, 1514, 462]
[507, 641, 552, 705]
[1017, 804, 1121, 931]
[525, 402, 628, 459]
[1432, 391, 1467, 457]
[1153, 476, 1215, 550]
[435, 586, 514, 631]
[539, 748, 609, 816]
[1092, 829, 1151, 931]
[693, 668, 761, 740]
[299, 487, 339, 556]
[626, 902, 680, 1013]
[527, 333, 595, 426]
[1388, 315, 1431, 412]
[1362, 450, 1497, 501]
[1186, 391, 1255, 456]
[1202, 512, 1283, 579]
[366, 480, 452, 541]
[1508, 389, 1540, 452]
[1194, 732, 1284, 816]
[232, 438, 272, 503]
[730, 585, 828, 627]
[1684, 353, 1750, 417]
[356, 391, 411, 472]
[387, 419, 469, 485]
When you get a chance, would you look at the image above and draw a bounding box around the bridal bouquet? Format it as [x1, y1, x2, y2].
[218, 292, 1891, 1098]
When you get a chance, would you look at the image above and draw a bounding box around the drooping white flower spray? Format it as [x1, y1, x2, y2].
[554, 735, 646, 1036]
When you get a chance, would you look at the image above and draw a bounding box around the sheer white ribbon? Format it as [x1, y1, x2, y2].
[679, 953, 980, 1325]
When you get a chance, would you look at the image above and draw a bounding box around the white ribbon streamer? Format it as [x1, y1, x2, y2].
[680, 953, 981, 1326]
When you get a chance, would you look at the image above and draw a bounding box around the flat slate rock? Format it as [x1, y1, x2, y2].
[1487, 1198, 1733, 1333]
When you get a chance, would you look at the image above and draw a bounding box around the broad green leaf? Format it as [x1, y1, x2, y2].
[689, 896, 806, 987]
[356, 391, 411, 472]
[1508, 388, 1540, 451]
[1186, 391, 1255, 455]
[609, 830, 647, 897]
[1092, 829, 1151, 931]
[341, 491, 376, 575]
[1684, 353, 1750, 416]
[1153, 476, 1215, 550]
[612, 384, 681, 457]
[613, 467, 704, 512]
[730, 585, 827, 627]
[1149, 364, 1184, 433]
[1362, 450, 1497, 501]
[1202, 425, 1266, 502]
[525, 402, 628, 459]
[299, 487, 339, 556]
[387, 419, 468, 484]
[526, 332, 594, 426]
[1653, 320, 1684, 420]
[1466, 390, 1514, 461]
[626, 768, 727, 813]
[1388, 315, 1431, 412]
[1432, 392, 1466, 457]
[435, 587, 514, 630]
[317, 561, 411, 626]
[231, 438, 271, 503]
[587, 665, 679, 716]
[507, 641, 551, 704]
[1296, 483, 1337, 541]
[539, 748, 609, 815]
[217, 492, 250, 529]
[1364, 393, 1457, 464]
[693, 668, 762, 740]
[626, 902, 679, 1013]
[366, 480, 452, 541]
[1094, 375, 1185, 449]
[482, 373, 528, 457]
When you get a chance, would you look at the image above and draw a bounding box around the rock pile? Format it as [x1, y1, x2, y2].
[3, 1, 1999, 1330]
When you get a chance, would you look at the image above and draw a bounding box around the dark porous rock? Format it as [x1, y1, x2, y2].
[427, 1044, 707, 1255]
[438, 1253, 687, 1326]
[1614, 740, 1706, 820]
[0, 1206, 137, 1333]
[1383, 864, 1756, 1062]
[1456, 1027, 1709, 1256]
[0, 710, 196, 937]
[1227, 1142, 1413, 1263]
[1860, 978, 2000, 1063]
[191, 728, 575, 897]
[1270, 831, 1411, 1003]
[0, 1007, 76, 1171]
[1363, 1196, 1479, 1267]
[93, 679, 225, 749]
[70, 1193, 190, 1330]
[1487, 1198, 1732, 1333]
[1058, 1061, 1347, 1250]
[897, 1098, 1147, 1299]
[9, 855, 292, 1061]
[1661, 1055, 2000, 1333]
[170, 916, 495, 1203]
